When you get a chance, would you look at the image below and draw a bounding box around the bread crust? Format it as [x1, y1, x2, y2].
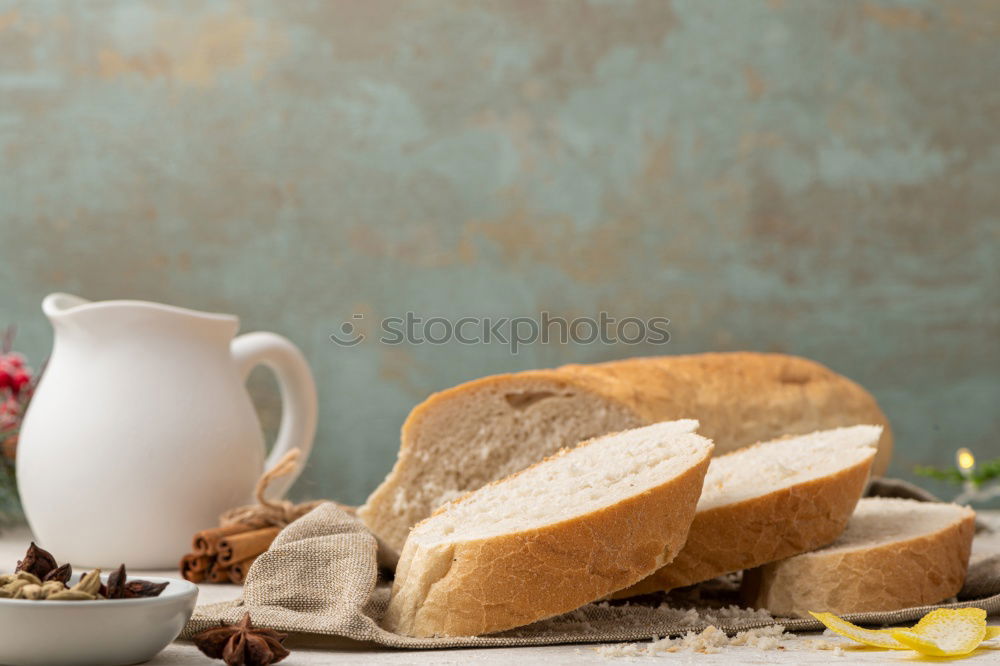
[553, 353, 892, 471]
[616, 450, 875, 597]
[361, 352, 892, 553]
[383, 443, 712, 637]
[741, 506, 976, 617]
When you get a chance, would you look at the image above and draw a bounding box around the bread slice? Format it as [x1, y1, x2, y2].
[615, 425, 880, 597]
[382, 420, 714, 637]
[741, 498, 976, 617]
[359, 352, 892, 553]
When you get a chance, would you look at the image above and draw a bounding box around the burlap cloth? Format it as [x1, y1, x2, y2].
[182, 479, 1000, 648]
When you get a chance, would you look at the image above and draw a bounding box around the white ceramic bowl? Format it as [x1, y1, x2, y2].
[0, 573, 197, 666]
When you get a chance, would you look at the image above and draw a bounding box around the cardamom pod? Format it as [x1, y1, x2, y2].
[14, 571, 41, 585]
[72, 569, 102, 596]
[16, 583, 43, 600]
[47, 589, 97, 601]
[2, 579, 31, 596]
[40, 580, 67, 598]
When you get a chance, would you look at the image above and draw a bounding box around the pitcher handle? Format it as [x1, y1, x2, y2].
[231, 332, 318, 501]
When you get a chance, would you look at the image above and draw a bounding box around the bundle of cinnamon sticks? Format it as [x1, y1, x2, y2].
[179, 449, 331, 585]
[181, 524, 281, 585]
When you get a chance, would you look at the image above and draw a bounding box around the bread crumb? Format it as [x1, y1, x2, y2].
[597, 624, 800, 657]
[730, 624, 788, 648]
[803, 638, 846, 656]
[596, 643, 644, 657]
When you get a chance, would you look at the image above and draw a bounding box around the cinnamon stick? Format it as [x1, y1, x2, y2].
[217, 527, 281, 566]
[190, 554, 211, 573]
[206, 559, 231, 584]
[180, 554, 209, 583]
[227, 554, 259, 585]
[193, 524, 253, 555]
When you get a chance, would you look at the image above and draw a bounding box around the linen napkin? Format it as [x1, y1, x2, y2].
[182, 486, 1000, 648]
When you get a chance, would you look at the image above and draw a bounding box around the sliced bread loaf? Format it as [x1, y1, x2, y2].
[616, 425, 880, 597]
[741, 497, 976, 617]
[359, 352, 892, 553]
[383, 420, 714, 637]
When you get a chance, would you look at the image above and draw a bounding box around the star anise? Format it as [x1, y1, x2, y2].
[105, 564, 125, 598]
[123, 579, 169, 598]
[192, 613, 290, 666]
[104, 563, 169, 599]
[42, 562, 73, 584]
[15, 542, 58, 579]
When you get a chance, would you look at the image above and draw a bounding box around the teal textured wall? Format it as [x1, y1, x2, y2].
[1, 0, 997, 505]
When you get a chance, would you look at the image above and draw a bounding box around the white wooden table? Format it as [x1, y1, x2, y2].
[2, 521, 998, 665]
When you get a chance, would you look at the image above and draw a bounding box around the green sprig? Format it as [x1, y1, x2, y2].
[915, 457, 1000, 487]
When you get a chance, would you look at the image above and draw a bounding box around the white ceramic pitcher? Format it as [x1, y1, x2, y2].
[17, 293, 318, 568]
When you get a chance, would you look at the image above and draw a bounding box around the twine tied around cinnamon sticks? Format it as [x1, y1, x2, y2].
[181, 448, 325, 585]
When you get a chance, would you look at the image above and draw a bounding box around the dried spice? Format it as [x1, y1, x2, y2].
[42, 562, 72, 584]
[40, 580, 67, 596]
[1, 573, 72, 599]
[15, 542, 57, 579]
[181, 449, 321, 587]
[103, 563, 168, 599]
[106, 564, 126, 599]
[72, 569, 102, 597]
[0, 573, 36, 598]
[123, 579, 169, 598]
[3, 545, 168, 602]
[18, 583, 44, 600]
[192, 612, 290, 666]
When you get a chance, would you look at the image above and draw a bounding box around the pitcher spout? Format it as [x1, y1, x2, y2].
[40, 292, 240, 341]
[42, 292, 91, 319]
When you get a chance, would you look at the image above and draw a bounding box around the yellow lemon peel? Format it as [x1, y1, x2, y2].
[889, 609, 987, 657]
[808, 612, 909, 650]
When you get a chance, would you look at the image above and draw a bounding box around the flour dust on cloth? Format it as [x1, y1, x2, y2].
[183, 492, 1000, 649]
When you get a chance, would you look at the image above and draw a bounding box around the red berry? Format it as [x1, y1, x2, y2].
[11, 370, 30, 390]
[4, 354, 24, 368]
[0, 370, 10, 389]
